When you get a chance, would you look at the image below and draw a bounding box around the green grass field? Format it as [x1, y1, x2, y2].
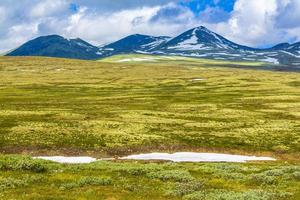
[0, 155, 299, 200]
[0, 55, 299, 199]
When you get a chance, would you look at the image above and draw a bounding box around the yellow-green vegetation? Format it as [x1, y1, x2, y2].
[0, 55, 299, 199]
[0, 56, 299, 156]
[0, 155, 299, 199]
[101, 54, 267, 67]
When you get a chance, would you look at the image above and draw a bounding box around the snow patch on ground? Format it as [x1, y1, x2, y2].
[260, 57, 279, 64]
[280, 50, 300, 58]
[121, 152, 276, 163]
[116, 57, 157, 62]
[35, 156, 97, 164]
[34, 152, 276, 164]
[190, 78, 205, 81]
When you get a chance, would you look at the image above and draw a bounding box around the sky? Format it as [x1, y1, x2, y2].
[1, 0, 300, 53]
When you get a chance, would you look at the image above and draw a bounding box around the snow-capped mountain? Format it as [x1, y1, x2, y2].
[158, 26, 255, 51]
[7, 35, 101, 60]
[5, 26, 300, 68]
[150, 26, 300, 66]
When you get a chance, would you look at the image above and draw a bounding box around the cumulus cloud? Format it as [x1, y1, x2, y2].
[64, 6, 161, 44]
[63, 3, 199, 45]
[1, 0, 300, 52]
[212, 0, 300, 46]
[276, 0, 300, 29]
[199, 6, 230, 23]
[150, 3, 194, 24]
[0, 7, 6, 23]
[30, 0, 70, 18]
[0, 1, 197, 51]
[224, 0, 280, 45]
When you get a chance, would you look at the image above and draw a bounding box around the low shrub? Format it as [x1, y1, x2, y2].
[292, 171, 300, 180]
[0, 155, 48, 172]
[0, 178, 26, 191]
[78, 177, 112, 186]
[0, 175, 42, 191]
[183, 189, 291, 200]
[60, 176, 112, 190]
[146, 170, 194, 182]
[251, 174, 278, 185]
[264, 169, 284, 176]
[114, 163, 164, 176]
[167, 181, 203, 196]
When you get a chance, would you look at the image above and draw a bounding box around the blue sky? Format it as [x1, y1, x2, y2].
[180, 0, 235, 13]
[0, 0, 300, 52]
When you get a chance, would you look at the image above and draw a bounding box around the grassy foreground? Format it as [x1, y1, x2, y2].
[0, 155, 299, 200]
[0, 55, 299, 199]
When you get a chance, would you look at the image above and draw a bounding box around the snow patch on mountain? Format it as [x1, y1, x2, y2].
[168, 29, 205, 50]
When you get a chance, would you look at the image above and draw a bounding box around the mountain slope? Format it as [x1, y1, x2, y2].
[150, 26, 300, 66]
[159, 26, 255, 51]
[7, 35, 101, 60]
[98, 34, 170, 56]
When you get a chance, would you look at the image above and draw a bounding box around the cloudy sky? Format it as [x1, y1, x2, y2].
[1, 0, 300, 53]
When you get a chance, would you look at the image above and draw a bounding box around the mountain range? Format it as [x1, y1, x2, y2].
[6, 26, 300, 67]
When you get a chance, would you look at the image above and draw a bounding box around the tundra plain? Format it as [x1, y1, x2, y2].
[0, 55, 299, 199]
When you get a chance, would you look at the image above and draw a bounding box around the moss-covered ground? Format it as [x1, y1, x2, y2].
[0, 55, 299, 199]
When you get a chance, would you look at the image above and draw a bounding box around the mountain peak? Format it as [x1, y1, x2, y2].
[190, 26, 214, 34]
[195, 25, 209, 31]
[160, 25, 248, 51]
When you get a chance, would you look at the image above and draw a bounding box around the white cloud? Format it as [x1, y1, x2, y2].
[63, 6, 162, 45]
[30, 0, 70, 18]
[0, 7, 6, 24]
[62, 3, 197, 46]
[211, 0, 300, 46]
[276, 0, 300, 29]
[1, 0, 300, 53]
[227, 0, 278, 45]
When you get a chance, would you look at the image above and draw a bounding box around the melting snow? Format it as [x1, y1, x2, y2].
[35, 156, 97, 164]
[76, 42, 88, 48]
[116, 57, 157, 62]
[168, 29, 206, 51]
[190, 78, 205, 81]
[141, 39, 165, 49]
[280, 50, 300, 58]
[121, 152, 276, 163]
[34, 152, 276, 164]
[261, 57, 279, 64]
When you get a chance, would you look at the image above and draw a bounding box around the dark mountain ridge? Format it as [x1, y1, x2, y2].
[6, 26, 300, 67]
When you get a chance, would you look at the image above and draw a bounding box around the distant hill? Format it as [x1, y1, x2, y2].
[7, 35, 101, 60]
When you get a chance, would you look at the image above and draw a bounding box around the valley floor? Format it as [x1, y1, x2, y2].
[0, 56, 299, 199]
